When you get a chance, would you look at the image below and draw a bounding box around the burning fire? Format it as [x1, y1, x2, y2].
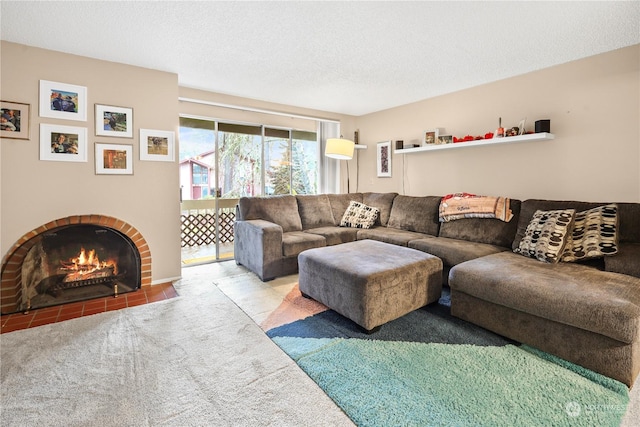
[60, 248, 118, 282]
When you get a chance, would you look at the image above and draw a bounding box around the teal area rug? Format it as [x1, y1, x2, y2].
[265, 288, 629, 426]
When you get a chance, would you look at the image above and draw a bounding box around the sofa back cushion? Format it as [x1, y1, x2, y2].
[363, 192, 398, 226]
[439, 199, 521, 247]
[238, 195, 302, 232]
[296, 194, 335, 229]
[618, 203, 640, 244]
[387, 195, 441, 236]
[327, 193, 363, 226]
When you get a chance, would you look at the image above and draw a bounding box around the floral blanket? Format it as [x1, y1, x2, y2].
[439, 192, 514, 222]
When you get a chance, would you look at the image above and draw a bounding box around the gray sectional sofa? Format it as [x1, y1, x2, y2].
[234, 192, 640, 387]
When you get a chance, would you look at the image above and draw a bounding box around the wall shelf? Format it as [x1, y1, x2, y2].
[394, 132, 554, 154]
[355, 144, 367, 150]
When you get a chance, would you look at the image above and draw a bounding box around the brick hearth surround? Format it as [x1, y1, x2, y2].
[1, 215, 151, 314]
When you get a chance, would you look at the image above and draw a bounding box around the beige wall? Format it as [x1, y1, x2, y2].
[353, 44, 640, 202]
[0, 41, 181, 283]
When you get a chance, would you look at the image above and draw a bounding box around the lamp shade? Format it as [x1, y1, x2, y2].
[325, 138, 355, 160]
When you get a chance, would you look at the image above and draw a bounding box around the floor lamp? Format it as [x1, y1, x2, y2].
[325, 138, 355, 193]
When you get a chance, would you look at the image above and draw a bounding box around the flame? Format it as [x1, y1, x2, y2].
[60, 247, 118, 282]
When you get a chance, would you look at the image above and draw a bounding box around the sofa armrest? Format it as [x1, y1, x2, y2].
[234, 219, 284, 281]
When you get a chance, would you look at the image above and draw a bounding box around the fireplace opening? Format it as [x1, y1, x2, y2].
[21, 224, 141, 311]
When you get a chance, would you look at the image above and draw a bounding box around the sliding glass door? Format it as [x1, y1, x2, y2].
[179, 117, 318, 265]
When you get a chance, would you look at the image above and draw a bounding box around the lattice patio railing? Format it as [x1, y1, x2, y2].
[180, 199, 239, 248]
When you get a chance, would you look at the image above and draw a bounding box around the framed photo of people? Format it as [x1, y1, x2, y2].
[1, 100, 30, 140]
[39, 123, 88, 162]
[95, 143, 133, 175]
[39, 80, 87, 121]
[95, 104, 133, 138]
[139, 128, 175, 162]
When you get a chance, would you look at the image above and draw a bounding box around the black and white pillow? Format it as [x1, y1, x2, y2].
[561, 204, 618, 262]
[340, 201, 380, 229]
[514, 209, 575, 263]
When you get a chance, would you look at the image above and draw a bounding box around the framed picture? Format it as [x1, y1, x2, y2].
[376, 140, 392, 178]
[1, 100, 30, 140]
[95, 143, 133, 175]
[39, 123, 87, 162]
[424, 129, 440, 145]
[95, 104, 133, 138]
[139, 129, 175, 162]
[39, 80, 87, 121]
[437, 135, 453, 145]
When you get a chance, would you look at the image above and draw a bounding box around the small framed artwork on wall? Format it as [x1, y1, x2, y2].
[95, 104, 133, 138]
[376, 140, 392, 178]
[95, 143, 133, 175]
[39, 123, 87, 162]
[139, 129, 175, 162]
[39, 80, 87, 121]
[1, 100, 30, 140]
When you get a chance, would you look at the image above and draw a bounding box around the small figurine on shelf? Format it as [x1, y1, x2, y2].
[496, 117, 504, 138]
[506, 127, 519, 137]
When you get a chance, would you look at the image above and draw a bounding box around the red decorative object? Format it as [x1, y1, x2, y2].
[485, 132, 494, 139]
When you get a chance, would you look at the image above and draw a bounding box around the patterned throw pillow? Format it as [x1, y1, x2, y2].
[514, 209, 575, 263]
[560, 204, 618, 262]
[340, 201, 380, 229]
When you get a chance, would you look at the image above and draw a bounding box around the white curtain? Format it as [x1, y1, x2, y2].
[318, 121, 341, 194]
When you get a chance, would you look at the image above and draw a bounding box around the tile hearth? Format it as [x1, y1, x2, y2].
[0, 282, 177, 334]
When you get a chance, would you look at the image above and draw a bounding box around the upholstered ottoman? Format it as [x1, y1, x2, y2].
[298, 239, 443, 332]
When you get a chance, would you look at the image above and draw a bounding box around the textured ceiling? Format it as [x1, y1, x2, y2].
[2, 1, 639, 116]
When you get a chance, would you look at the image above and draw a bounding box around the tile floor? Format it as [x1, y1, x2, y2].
[0, 282, 178, 334]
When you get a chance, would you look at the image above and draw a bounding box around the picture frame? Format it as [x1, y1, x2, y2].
[95, 104, 133, 138]
[376, 140, 392, 178]
[437, 135, 453, 145]
[139, 128, 175, 162]
[1, 100, 30, 140]
[424, 129, 440, 145]
[95, 143, 133, 175]
[39, 123, 87, 162]
[39, 80, 87, 121]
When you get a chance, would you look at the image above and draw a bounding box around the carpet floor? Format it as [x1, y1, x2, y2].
[215, 265, 640, 427]
[0, 262, 354, 426]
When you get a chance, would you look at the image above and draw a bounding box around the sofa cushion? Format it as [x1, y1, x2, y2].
[340, 201, 380, 229]
[514, 209, 575, 263]
[449, 251, 640, 344]
[409, 237, 509, 267]
[438, 199, 521, 247]
[605, 243, 640, 279]
[363, 192, 397, 226]
[238, 195, 302, 232]
[304, 226, 359, 246]
[282, 231, 325, 257]
[357, 227, 430, 246]
[296, 194, 335, 229]
[387, 195, 441, 236]
[561, 204, 618, 262]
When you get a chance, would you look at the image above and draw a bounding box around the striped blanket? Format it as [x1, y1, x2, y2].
[439, 193, 514, 222]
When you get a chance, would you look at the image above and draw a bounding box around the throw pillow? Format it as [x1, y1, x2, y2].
[560, 204, 618, 262]
[514, 209, 575, 263]
[340, 201, 380, 229]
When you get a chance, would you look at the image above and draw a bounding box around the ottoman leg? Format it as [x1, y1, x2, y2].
[361, 325, 381, 335]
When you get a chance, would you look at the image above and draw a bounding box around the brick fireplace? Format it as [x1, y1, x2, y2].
[1, 215, 151, 315]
